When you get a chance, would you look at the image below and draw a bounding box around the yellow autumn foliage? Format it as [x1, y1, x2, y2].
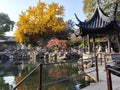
[14, 1, 66, 43]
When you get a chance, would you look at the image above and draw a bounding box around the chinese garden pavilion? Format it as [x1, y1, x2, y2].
[75, 2, 120, 83]
[75, 3, 120, 54]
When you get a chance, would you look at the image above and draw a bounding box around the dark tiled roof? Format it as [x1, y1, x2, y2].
[75, 4, 120, 36]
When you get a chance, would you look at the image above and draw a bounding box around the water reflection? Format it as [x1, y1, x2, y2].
[0, 60, 91, 90]
[3, 76, 15, 86]
[16, 62, 87, 90]
[0, 72, 16, 90]
[0, 60, 19, 90]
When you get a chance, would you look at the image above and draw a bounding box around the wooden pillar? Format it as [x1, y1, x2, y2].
[104, 54, 107, 70]
[39, 63, 43, 90]
[87, 34, 91, 54]
[107, 35, 111, 53]
[93, 37, 95, 53]
[93, 37, 99, 82]
[83, 36, 85, 53]
[81, 56, 84, 72]
[106, 67, 112, 90]
[117, 32, 120, 53]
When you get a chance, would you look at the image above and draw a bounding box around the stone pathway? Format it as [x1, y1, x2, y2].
[81, 65, 120, 90]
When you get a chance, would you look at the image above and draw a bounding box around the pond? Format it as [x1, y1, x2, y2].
[3, 76, 15, 86]
[0, 60, 91, 90]
[0, 61, 18, 90]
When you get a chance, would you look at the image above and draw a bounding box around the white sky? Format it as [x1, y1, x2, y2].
[0, 0, 86, 36]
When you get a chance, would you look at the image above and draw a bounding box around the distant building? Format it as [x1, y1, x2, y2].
[0, 36, 17, 51]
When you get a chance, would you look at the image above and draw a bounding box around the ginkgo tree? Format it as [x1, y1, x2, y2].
[14, 1, 66, 45]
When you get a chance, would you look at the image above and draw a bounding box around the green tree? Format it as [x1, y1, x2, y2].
[55, 20, 75, 40]
[83, 0, 120, 20]
[0, 12, 15, 39]
[66, 19, 75, 31]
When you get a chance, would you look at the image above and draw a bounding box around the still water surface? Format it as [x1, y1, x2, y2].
[0, 60, 90, 90]
[3, 76, 15, 86]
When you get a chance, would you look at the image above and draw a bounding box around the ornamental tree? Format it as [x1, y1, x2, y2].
[14, 1, 66, 45]
[47, 38, 66, 49]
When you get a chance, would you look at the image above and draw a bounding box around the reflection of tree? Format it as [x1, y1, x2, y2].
[48, 84, 66, 90]
[14, 73, 24, 90]
[48, 64, 78, 80]
[48, 68, 68, 80]
[0, 65, 19, 89]
[14, 66, 39, 90]
[0, 77, 10, 90]
[13, 63, 81, 90]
